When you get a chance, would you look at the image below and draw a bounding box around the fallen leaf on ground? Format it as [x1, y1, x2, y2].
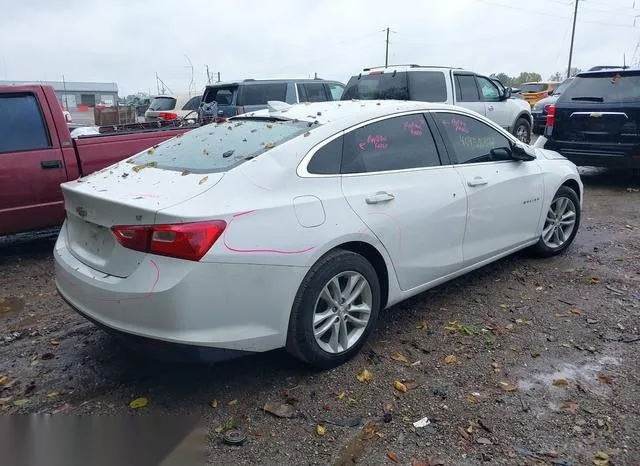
[515, 318, 532, 325]
[263, 401, 296, 418]
[315, 424, 326, 437]
[336, 391, 346, 400]
[416, 321, 429, 330]
[129, 397, 148, 409]
[570, 308, 582, 316]
[410, 460, 429, 466]
[393, 381, 407, 393]
[356, 369, 373, 383]
[476, 437, 493, 445]
[597, 375, 613, 384]
[593, 451, 610, 466]
[499, 381, 518, 392]
[210, 399, 218, 408]
[589, 277, 601, 285]
[444, 321, 459, 332]
[443, 355, 457, 364]
[13, 399, 29, 406]
[50, 340, 60, 345]
[214, 418, 234, 433]
[51, 403, 72, 414]
[491, 361, 500, 372]
[228, 399, 238, 406]
[552, 378, 569, 387]
[467, 395, 478, 403]
[390, 353, 409, 363]
[46, 392, 59, 398]
[362, 422, 378, 440]
[560, 402, 580, 414]
[458, 426, 471, 441]
[387, 451, 399, 463]
[0, 376, 10, 386]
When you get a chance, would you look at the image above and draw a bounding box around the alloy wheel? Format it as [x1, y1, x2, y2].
[542, 196, 577, 248]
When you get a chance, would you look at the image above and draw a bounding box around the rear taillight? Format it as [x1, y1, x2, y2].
[545, 104, 556, 136]
[235, 106, 245, 116]
[111, 221, 227, 261]
[158, 112, 178, 120]
[543, 104, 551, 114]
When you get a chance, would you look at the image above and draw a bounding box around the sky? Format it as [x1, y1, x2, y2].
[0, 0, 638, 96]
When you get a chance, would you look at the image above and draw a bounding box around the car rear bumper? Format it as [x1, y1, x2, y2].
[544, 139, 640, 168]
[54, 225, 307, 354]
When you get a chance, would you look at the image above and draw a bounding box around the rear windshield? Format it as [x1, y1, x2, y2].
[521, 83, 549, 93]
[130, 119, 311, 174]
[202, 86, 237, 106]
[342, 73, 409, 100]
[553, 79, 573, 96]
[561, 73, 640, 103]
[148, 97, 176, 111]
[238, 83, 288, 106]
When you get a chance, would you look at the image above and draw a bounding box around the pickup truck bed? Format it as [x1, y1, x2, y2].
[0, 85, 192, 236]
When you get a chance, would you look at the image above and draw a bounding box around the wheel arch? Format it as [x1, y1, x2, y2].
[513, 111, 533, 127]
[560, 178, 581, 203]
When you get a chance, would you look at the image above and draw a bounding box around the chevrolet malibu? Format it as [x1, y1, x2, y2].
[54, 100, 582, 368]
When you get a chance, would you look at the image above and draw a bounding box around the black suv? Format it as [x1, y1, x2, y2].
[544, 69, 640, 169]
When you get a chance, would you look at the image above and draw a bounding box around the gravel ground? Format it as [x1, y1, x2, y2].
[1, 168, 639, 466]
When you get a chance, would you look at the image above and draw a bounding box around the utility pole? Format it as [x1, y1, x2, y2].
[567, 0, 579, 79]
[385, 27, 390, 68]
[217, 72, 221, 83]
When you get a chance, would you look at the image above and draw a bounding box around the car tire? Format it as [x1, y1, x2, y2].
[513, 117, 532, 143]
[531, 185, 580, 258]
[286, 249, 381, 369]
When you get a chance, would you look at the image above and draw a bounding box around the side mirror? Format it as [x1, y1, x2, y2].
[504, 87, 512, 99]
[511, 144, 536, 161]
[490, 147, 511, 160]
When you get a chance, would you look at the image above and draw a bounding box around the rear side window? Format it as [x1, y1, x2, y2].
[202, 87, 237, 105]
[148, 97, 176, 111]
[0, 94, 51, 153]
[181, 95, 202, 110]
[342, 73, 409, 100]
[327, 83, 344, 100]
[131, 119, 310, 174]
[407, 71, 447, 102]
[561, 72, 640, 103]
[454, 75, 480, 102]
[435, 112, 511, 164]
[342, 114, 441, 173]
[238, 83, 287, 105]
[307, 136, 343, 174]
[301, 83, 328, 102]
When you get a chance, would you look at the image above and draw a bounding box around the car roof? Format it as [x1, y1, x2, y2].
[577, 68, 639, 77]
[241, 100, 477, 129]
[359, 64, 464, 73]
[205, 79, 344, 88]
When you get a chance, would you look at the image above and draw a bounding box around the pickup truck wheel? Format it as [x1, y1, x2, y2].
[531, 186, 580, 257]
[513, 118, 531, 144]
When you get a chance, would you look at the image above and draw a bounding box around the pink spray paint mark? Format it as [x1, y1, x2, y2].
[403, 121, 423, 136]
[449, 118, 469, 134]
[223, 210, 315, 255]
[59, 259, 160, 303]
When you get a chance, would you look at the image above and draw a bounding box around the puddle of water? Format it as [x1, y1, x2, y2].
[0, 296, 25, 318]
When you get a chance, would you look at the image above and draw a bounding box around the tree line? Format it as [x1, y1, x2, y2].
[490, 68, 583, 88]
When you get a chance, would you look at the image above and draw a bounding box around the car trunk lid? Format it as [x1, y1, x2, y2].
[61, 163, 224, 278]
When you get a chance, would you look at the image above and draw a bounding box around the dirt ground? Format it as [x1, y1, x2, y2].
[1, 168, 639, 466]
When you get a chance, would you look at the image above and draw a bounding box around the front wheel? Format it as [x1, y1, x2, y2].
[531, 185, 580, 257]
[286, 250, 381, 369]
[513, 117, 532, 144]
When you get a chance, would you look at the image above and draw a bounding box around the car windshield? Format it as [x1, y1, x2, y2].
[342, 73, 410, 100]
[148, 97, 176, 111]
[562, 72, 640, 103]
[131, 119, 312, 174]
[521, 83, 548, 93]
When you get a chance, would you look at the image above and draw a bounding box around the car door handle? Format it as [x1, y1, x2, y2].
[467, 177, 488, 187]
[365, 191, 395, 204]
[487, 105, 494, 111]
[41, 160, 63, 169]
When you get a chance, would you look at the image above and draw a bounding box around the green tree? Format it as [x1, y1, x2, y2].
[513, 72, 543, 86]
[490, 72, 515, 87]
[549, 71, 563, 81]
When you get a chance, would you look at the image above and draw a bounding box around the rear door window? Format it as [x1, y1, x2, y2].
[454, 75, 480, 102]
[407, 71, 447, 102]
[181, 95, 202, 110]
[561, 72, 640, 103]
[342, 114, 441, 173]
[148, 97, 176, 111]
[0, 93, 51, 153]
[435, 112, 511, 164]
[238, 83, 288, 105]
[302, 83, 328, 102]
[342, 72, 409, 100]
[131, 119, 310, 174]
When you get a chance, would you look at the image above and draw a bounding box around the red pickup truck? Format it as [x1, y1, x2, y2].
[0, 85, 193, 237]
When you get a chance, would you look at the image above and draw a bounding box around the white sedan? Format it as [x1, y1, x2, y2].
[54, 100, 582, 368]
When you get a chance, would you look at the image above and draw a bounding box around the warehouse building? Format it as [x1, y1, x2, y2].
[0, 80, 119, 110]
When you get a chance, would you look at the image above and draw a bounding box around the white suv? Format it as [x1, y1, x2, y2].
[342, 64, 533, 143]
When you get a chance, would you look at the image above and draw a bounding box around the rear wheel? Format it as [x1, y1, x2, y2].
[513, 117, 532, 144]
[532, 186, 580, 257]
[286, 250, 381, 369]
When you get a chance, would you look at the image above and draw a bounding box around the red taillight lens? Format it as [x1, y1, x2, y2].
[111, 221, 227, 261]
[158, 112, 178, 120]
[546, 104, 556, 127]
[543, 104, 551, 114]
[235, 106, 245, 116]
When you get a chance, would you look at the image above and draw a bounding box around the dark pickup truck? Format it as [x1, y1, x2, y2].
[0, 85, 194, 237]
[543, 69, 640, 169]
